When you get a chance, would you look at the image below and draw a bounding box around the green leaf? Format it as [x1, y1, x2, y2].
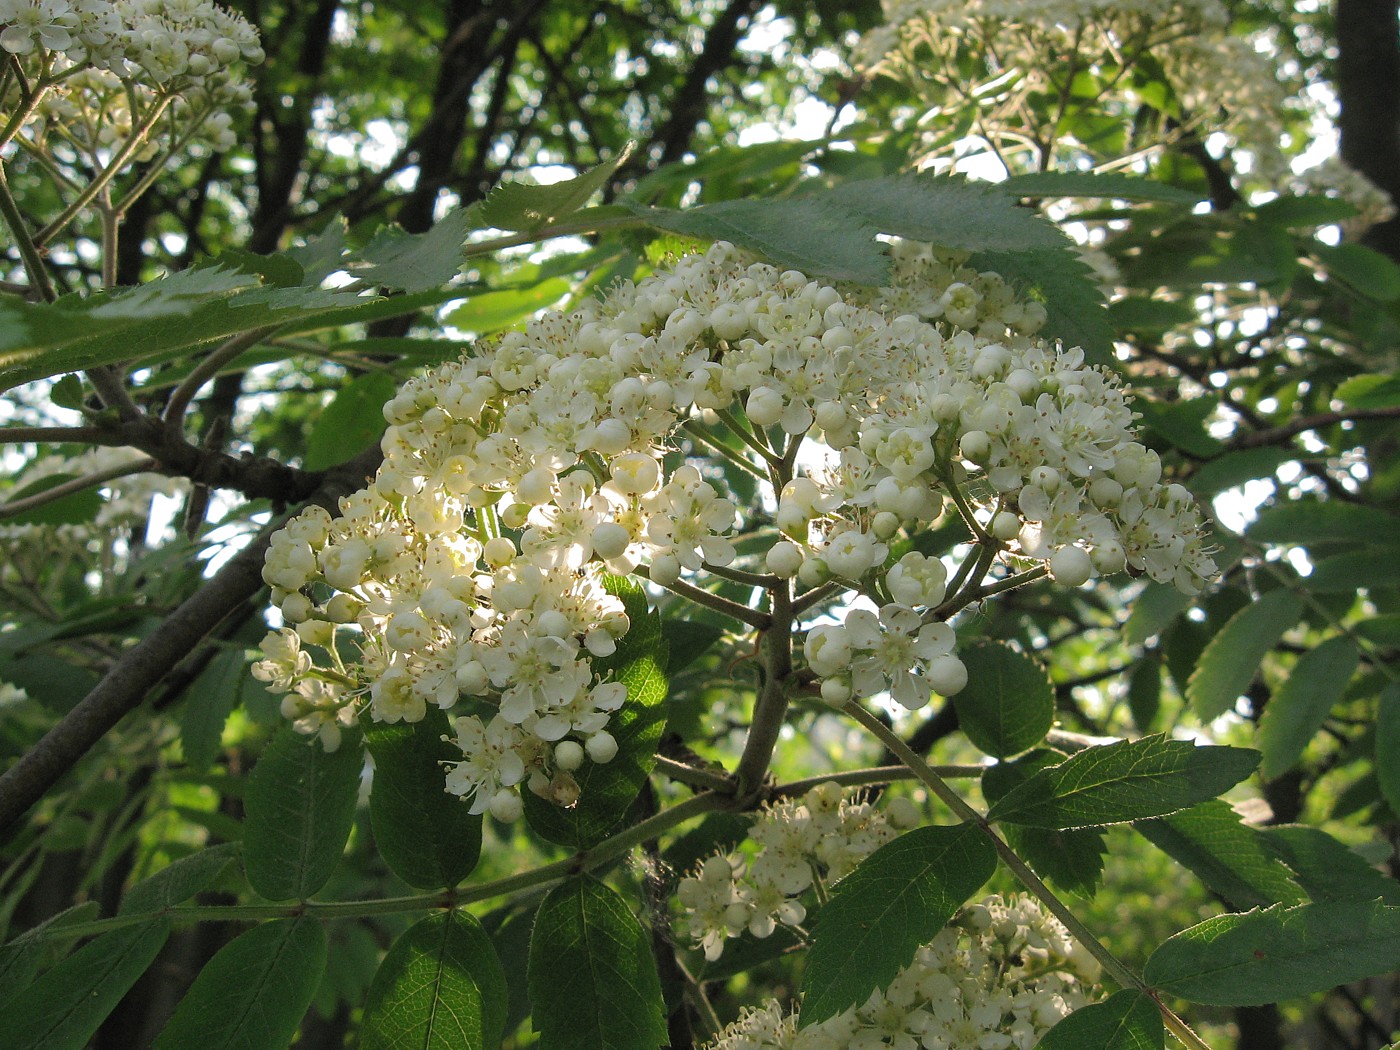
[634, 197, 888, 286]
[0, 279, 371, 391]
[799, 822, 997, 1025]
[1189, 448, 1297, 497]
[1133, 397, 1224, 458]
[153, 917, 325, 1050]
[528, 876, 667, 1050]
[830, 173, 1068, 252]
[303, 371, 397, 471]
[180, 649, 246, 772]
[1143, 900, 1400, 1006]
[0, 920, 169, 1050]
[360, 911, 507, 1050]
[49, 374, 83, 409]
[522, 575, 668, 848]
[1, 473, 103, 527]
[1253, 194, 1359, 229]
[968, 248, 1115, 367]
[661, 619, 724, 675]
[1354, 614, 1400, 648]
[1186, 590, 1303, 721]
[365, 708, 482, 890]
[1303, 550, 1400, 593]
[1261, 825, 1400, 906]
[0, 902, 100, 1008]
[986, 735, 1260, 829]
[1256, 637, 1359, 779]
[120, 842, 240, 916]
[1123, 583, 1193, 647]
[1248, 501, 1397, 546]
[998, 171, 1196, 204]
[1127, 653, 1163, 734]
[1313, 242, 1400, 301]
[1106, 296, 1198, 336]
[1035, 989, 1164, 1050]
[444, 277, 572, 334]
[1135, 800, 1304, 910]
[355, 207, 477, 292]
[1378, 683, 1400, 817]
[483, 147, 632, 231]
[984, 753, 1106, 896]
[950, 642, 1054, 758]
[1335, 373, 1400, 409]
[243, 728, 364, 901]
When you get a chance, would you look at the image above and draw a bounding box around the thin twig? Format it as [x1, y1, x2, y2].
[162, 327, 279, 429]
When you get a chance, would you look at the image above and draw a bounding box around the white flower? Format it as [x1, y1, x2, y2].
[846, 604, 956, 711]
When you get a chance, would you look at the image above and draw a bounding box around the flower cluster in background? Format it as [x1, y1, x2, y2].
[854, 0, 1309, 189]
[677, 783, 918, 959]
[705, 893, 1099, 1050]
[253, 238, 1215, 814]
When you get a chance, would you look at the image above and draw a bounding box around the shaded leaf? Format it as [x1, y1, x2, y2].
[1035, 989, 1164, 1050]
[1303, 551, 1400, 593]
[0, 902, 100, 1008]
[1261, 825, 1400, 906]
[1257, 637, 1359, 779]
[1313, 242, 1400, 301]
[987, 735, 1260, 829]
[243, 729, 364, 901]
[1123, 583, 1192, 647]
[365, 708, 482, 890]
[1134, 397, 1224, 458]
[120, 842, 240, 916]
[984, 752, 1106, 896]
[360, 911, 507, 1050]
[303, 371, 397, 471]
[1143, 900, 1400, 1006]
[1186, 590, 1303, 721]
[153, 917, 325, 1049]
[1335, 373, 1400, 409]
[0, 920, 169, 1050]
[800, 823, 996, 1025]
[951, 642, 1055, 759]
[1189, 448, 1297, 498]
[1, 473, 103, 527]
[1253, 194, 1358, 229]
[528, 876, 666, 1050]
[1136, 800, 1304, 910]
[1379, 683, 1400, 817]
[1248, 501, 1396, 546]
[180, 649, 246, 772]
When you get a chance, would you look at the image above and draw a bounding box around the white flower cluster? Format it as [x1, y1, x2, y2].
[1, 0, 262, 155]
[254, 238, 1214, 814]
[678, 783, 918, 960]
[706, 894, 1099, 1050]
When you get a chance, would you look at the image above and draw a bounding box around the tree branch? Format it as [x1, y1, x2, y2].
[1228, 405, 1400, 450]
